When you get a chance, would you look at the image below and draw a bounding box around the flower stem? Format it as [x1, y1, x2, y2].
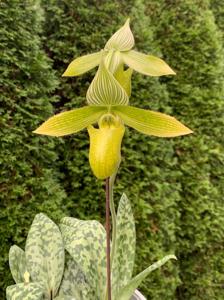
[105, 177, 112, 300]
[109, 173, 117, 267]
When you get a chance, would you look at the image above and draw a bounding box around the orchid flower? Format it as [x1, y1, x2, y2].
[34, 60, 192, 179]
[62, 19, 175, 79]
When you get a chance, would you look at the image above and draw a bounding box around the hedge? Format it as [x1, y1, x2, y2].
[210, 0, 224, 39]
[1, 0, 224, 299]
[147, 0, 224, 299]
[0, 1, 66, 297]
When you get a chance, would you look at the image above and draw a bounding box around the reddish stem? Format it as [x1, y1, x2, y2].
[106, 177, 111, 300]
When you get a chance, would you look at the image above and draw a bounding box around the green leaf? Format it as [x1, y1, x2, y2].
[105, 19, 134, 51]
[118, 255, 177, 300]
[133, 290, 146, 300]
[33, 106, 107, 137]
[62, 51, 102, 76]
[122, 50, 176, 76]
[114, 65, 133, 97]
[112, 106, 193, 137]
[9, 245, 26, 284]
[60, 217, 106, 300]
[6, 283, 44, 300]
[87, 60, 129, 106]
[112, 194, 136, 300]
[59, 254, 94, 300]
[25, 213, 64, 299]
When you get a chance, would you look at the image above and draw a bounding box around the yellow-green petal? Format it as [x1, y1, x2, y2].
[122, 50, 176, 76]
[86, 60, 129, 106]
[62, 51, 102, 77]
[112, 105, 193, 137]
[33, 106, 107, 137]
[104, 19, 134, 51]
[88, 116, 125, 179]
[114, 65, 133, 97]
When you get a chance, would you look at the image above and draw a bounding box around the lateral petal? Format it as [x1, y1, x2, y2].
[62, 51, 102, 77]
[112, 105, 193, 137]
[33, 106, 107, 137]
[122, 50, 176, 76]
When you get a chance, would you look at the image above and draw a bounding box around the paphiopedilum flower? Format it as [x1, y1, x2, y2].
[62, 19, 175, 79]
[34, 60, 192, 179]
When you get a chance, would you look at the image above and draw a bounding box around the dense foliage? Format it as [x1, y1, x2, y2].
[1, 0, 224, 299]
[0, 1, 66, 297]
[148, 0, 224, 299]
[210, 0, 224, 39]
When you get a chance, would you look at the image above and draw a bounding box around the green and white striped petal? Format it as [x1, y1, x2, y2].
[112, 105, 193, 137]
[33, 106, 107, 137]
[105, 19, 134, 51]
[87, 60, 129, 106]
[62, 51, 102, 77]
[104, 49, 122, 74]
[117, 255, 176, 300]
[122, 50, 176, 76]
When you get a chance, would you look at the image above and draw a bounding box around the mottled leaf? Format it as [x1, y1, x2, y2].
[54, 296, 77, 300]
[54, 297, 76, 300]
[118, 255, 177, 300]
[62, 51, 102, 76]
[25, 213, 64, 299]
[105, 19, 134, 51]
[6, 283, 44, 300]
[87, 60, 129, 106]
[33, 106, 107, 137]
[122, 50, 175, 76]
[112, 194, 136, 300]
[112, 105, 193, 137]
[9, 245, 26, 284]
[60, 217, 106, 300]
[59, 254, 94, 300]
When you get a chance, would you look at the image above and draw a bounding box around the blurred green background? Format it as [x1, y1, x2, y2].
[1, 0, 224, 299]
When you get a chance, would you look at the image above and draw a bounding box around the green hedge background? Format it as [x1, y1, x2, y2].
[1, 0, 224, 299]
